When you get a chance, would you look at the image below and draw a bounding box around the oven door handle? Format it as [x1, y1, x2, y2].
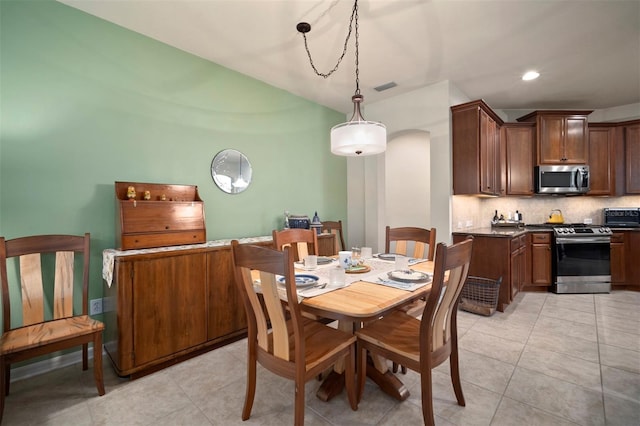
[555, 237, 611, 244]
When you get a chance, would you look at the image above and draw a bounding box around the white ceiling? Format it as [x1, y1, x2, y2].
[58, 0, 640, 115]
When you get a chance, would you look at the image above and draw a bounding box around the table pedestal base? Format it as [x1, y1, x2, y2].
[315, 360, 410, 402]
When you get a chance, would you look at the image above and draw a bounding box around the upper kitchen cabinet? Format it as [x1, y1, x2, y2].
[452, 100, 504, 196]
[502, 123, 535, 195]
[623, 120, 640, 194]
[517, 110, 592, 165]
[587, 124, 616, 196]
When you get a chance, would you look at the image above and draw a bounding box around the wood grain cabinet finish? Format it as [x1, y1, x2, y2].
[452, 233, 526, 312]
[115, 182, 206, 250]
[517, 110, 592, 165]
[624, 122, 640, 194]
[610, 232, 626, 286]
[529, 232, 552, 288]
[502, 123, 535, 195]
[104, 242, 269, 378]
[452, 100, 503, 196]
[587, 124, 616, 195]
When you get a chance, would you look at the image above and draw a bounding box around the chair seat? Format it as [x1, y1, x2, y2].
[356, 311, 421, 363]
[0, 315, 104, 355]
[300, 321, 356, 371]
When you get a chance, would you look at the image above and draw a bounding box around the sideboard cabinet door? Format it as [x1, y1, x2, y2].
[131, 253, 208, 366]
[207, 249, 248, 341]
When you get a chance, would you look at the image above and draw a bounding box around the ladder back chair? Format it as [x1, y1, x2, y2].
[0, 233, 105, 421]
[272, 228, 318, 262]
[231, 241, 357, 425]
[355, 237, 473, 426]
[385, 226, 436, 261]
[321, 220, 346, 253]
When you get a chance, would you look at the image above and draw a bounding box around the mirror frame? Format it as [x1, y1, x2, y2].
[210, 149, 252, 194]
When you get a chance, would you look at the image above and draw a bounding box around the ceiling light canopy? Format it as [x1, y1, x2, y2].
[297, 0, 386, 156]
[522, 71, 540, 81]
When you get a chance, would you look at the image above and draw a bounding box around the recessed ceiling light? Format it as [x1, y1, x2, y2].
[522, 71, 540, 81]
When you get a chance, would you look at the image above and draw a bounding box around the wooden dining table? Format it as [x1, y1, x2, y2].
[300, 259, 435, 402]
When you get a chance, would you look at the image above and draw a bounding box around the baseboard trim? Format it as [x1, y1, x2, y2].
[9, 347, 102, 383]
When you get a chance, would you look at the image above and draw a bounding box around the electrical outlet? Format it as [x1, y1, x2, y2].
[465, 220, 473, 228]
[90, 298, 103, 315]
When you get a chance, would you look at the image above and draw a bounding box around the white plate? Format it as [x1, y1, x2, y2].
[277, 274, 319, 288]
[387, 270, 430, 283]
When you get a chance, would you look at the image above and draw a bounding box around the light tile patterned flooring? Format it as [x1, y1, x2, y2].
[3, 291, 639, 425]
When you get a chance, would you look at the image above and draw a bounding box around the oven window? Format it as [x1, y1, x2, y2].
[555, 242, 610, 277]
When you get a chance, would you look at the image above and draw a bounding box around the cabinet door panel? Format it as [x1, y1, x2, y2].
[207, 250, 247, 340]
[588, 126, 614, 195]
[626, 124, 640, 194]
[539, 116, 564, 163]
[564, 117, 588, 163]
[504, 125, 534, 195]
[132, 254, 208, 366]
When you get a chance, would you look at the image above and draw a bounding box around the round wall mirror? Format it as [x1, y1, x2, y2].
[210, 149, 252, 194]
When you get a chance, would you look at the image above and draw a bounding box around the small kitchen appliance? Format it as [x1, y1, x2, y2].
[547, 209, 565, 224]
[535, 165, 590, 194]
[603, 207, 640, 228]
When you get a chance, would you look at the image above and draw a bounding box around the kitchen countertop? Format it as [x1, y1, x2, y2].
[453, 225, 640, 238]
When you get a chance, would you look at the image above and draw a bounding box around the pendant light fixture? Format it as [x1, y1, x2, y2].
[297, 0, 386, 156]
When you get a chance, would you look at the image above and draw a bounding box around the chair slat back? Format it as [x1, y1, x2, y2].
[1, 234, 89, 331]
[422, 238, 472, 352]
[385, 226, 436, 261]
[272, 228, 318, 262]
[321, 220, 346, 253]
[19, 253, 45, 326]
[232, 241, 303, 363]
[54, 251, 75, 319]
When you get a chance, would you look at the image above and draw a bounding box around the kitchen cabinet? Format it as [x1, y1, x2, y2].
[452, 232, 525, 312]
[624, 121, 640, 194]
[528, 232, 552, 288]
[510, 235, 527, 297]
[517, 110, 592, 165]
[587, 124, 616, 196]
[452, 100, 503, 196]
[104, 240, 270, 378]
[610, 232, 626, 287]
[502, 123, 535, 195]
[626, 231, 640, 289]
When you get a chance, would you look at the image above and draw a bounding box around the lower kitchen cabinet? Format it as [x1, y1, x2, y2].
[528, 232, 552, 289]
[453, 232, 526, 312]
[610, 232, 626, 287]
[104, 241, 269, 378]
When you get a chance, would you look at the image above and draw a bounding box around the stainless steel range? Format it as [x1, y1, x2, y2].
[552, 225, 612, 294]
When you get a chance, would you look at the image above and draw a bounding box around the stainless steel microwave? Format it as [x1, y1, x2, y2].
[535, 165, 590, 194]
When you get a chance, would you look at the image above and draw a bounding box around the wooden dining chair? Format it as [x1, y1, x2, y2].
[0, 233, 105, 421]
[386, 226, 438, 375]
[355, 237, 473, 426]
[385, 226, 436, 261]
[230, 240, 358, 425]
[272, 228, 318, 262]
[321, 220, 346, 253]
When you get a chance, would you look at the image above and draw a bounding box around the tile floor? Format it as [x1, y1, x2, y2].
[3, 291, 639, 425]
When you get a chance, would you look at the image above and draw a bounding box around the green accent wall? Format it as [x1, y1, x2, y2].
[0, 0, 347, 320]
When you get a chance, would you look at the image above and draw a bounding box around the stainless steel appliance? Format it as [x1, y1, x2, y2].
[604, 207, 640, 228]
[552, 225, 612, 294]
[535, 165, 590, 194]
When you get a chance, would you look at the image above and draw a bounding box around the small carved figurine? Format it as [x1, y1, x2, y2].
[143, 190, 151, 200]
[127, 186, 136, 200]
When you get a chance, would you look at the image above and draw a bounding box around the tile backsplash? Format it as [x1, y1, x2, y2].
[452, 195, 640, 230]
